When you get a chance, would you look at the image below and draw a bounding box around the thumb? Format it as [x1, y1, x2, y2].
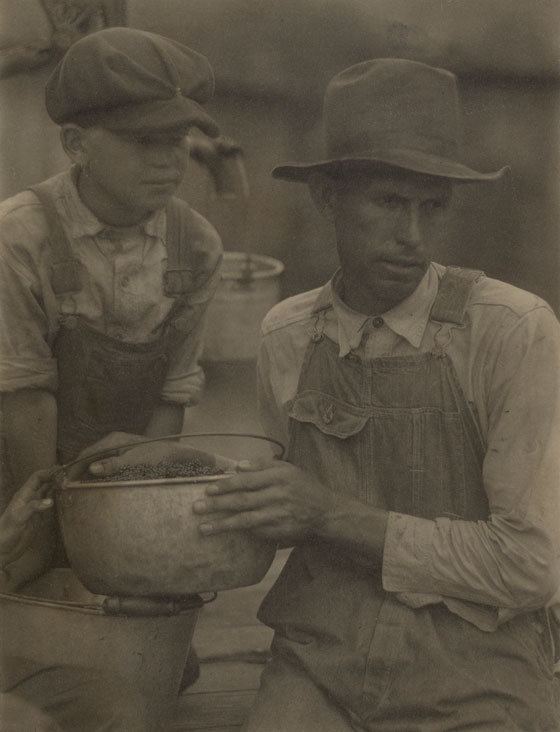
[88, 455, 127, 477]
[236, 457, 272, 472]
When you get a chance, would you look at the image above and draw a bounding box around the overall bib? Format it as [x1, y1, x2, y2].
[32, 182, 199, 464]
[256, 269, 558, 731]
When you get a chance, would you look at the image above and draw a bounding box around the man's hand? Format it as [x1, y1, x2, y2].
[0, 469, 55, 567]
[192, 459, 338, 543]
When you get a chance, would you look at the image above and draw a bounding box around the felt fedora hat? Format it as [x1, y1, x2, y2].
[46, 27, 219, 137]
[273, 58, 507, 182]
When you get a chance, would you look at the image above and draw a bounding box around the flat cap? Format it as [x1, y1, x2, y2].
[45, 27, 219, 136]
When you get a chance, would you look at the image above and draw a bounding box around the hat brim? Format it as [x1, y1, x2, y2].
[69, 95, 220, 138]
[272, 148, 508, 183]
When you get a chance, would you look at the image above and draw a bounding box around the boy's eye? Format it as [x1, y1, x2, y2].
[134, 135, 186, 147]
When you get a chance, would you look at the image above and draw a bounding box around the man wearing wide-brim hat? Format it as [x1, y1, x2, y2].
[193, 59, 560, 730]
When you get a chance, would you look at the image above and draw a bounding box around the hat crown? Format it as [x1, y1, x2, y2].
[324, 59, 461, 161]
[46, 27, 218, 135]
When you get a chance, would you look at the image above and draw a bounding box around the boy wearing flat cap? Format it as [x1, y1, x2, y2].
[192, 59, 560, 730]
[0, 28, 223, 591]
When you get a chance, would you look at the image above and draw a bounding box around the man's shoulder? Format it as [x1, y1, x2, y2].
[469, 271, 554, 321]
[261, 285, 325, 336]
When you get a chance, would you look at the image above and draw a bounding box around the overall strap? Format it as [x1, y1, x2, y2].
[164, 197, 195, 297]
[30, 182, 81, 294]
[430, 266, 485, 325]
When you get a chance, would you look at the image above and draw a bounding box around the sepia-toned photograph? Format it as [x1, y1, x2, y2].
[0, 1, 559, 730]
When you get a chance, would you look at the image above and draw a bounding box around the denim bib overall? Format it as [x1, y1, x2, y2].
[32, 182, 198, 463]
[257, 269, 557, 731]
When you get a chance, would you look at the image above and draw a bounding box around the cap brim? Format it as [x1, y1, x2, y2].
[272, 149, 508, 183]
[70, 95, 220, 138]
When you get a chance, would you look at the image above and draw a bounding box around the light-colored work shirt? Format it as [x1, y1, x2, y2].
[257, 263, 560, 618]
[0, 168, 222, 405]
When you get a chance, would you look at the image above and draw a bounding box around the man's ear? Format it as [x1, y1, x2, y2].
[59, 124, 89, 167]
[308, 172, 337, 219]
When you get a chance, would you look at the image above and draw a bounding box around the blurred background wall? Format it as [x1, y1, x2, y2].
[2, 0, 559, 312]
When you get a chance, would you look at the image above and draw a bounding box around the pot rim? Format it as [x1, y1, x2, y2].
[60, 473, 232, 490]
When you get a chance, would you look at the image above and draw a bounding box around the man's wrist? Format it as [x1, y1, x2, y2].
[316, 497, 389, 566]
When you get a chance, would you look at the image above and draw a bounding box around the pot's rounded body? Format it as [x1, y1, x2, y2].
[57, 475, 276, 596]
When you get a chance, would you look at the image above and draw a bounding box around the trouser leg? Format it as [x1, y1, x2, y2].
[0, 692, 63, 731]
[243, 654, 362, 732]
[6, 664, 153, 732]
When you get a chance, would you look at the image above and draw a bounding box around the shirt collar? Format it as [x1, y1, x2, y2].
[57, 167, 166, 240]
[325, 265, 439, 357]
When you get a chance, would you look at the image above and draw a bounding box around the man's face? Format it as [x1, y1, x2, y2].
[323, 170, 453, 314]
[76, 127, 190, 225]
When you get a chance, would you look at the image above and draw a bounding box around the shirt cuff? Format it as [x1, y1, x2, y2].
[0, 359, 57, 393]
[161, 369, 205, 407]
[382, 511, 438, 594]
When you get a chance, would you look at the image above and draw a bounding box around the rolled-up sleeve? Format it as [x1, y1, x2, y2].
[160, 209, 223, 406]
[383, 306, 560, 613]
[0, 204, 59, 394]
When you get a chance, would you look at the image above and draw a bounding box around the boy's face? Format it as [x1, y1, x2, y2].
[75, 127, 191, 225]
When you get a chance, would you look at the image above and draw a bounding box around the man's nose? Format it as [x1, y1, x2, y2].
[398, 203, 422, 247]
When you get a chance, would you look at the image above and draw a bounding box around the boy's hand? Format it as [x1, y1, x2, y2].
[65, 432, 237, 479]
[0, 469, 55, 566]
[64, 431, 145, 480]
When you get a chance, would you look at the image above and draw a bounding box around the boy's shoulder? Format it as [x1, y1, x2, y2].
[0, 172, 69, 245]
[0, 189, 49, 247]
[170, 197, 221, 254]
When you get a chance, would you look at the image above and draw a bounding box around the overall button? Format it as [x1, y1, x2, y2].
[63, 315, 78, 329]
[321, 403, 335, 424]
[120, 276, 130, 288]
[372, 316, 384, 329]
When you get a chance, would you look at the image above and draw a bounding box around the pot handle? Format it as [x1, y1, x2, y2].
[55, 432, 285, 484]
[101, 592, 217, 617]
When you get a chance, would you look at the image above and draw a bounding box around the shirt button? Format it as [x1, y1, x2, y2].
[372, 316, 384, 329]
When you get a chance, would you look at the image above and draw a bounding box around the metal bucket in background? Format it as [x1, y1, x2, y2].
[0, 569, 202, 731]
[203, 252, 284, 361]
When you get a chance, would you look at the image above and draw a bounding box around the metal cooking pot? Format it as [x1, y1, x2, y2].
[55, 433, 281, 597]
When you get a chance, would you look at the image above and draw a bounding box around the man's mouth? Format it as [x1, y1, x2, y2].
[376, 258, 426, 280]
[379, 257, 425, 270]
[143, 178, 180, 186]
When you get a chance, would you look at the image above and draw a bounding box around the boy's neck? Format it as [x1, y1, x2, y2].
[76, 169, 152, 227]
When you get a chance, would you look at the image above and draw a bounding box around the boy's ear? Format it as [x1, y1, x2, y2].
[59, 125, 89, 167]
[308, 172, 337, 220]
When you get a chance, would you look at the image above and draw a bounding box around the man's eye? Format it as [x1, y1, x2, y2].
[378, 194, 403, 208]
[423, 198, 447, 212]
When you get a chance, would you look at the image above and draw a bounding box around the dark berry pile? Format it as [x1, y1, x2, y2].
[85, 459, 222, 482]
